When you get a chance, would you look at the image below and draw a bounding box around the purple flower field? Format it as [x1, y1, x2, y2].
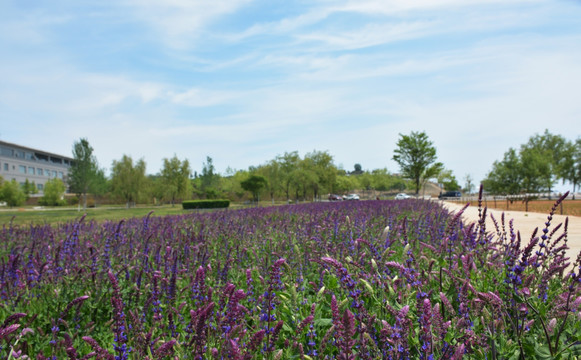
[1, 191, 580, 359]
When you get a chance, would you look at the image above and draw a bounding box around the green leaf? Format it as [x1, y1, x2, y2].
[314, 318, 333, 327]
[535, 345, 553, 360]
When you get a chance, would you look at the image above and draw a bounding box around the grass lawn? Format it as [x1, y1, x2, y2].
[0, 201, 285, 226]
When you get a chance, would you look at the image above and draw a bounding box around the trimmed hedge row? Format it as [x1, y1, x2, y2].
[182, 199, 230, 209]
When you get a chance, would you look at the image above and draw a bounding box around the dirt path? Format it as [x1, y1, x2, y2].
[440, 200, 581, 268]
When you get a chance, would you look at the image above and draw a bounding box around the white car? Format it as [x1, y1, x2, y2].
[395, 193, 411, 200]
[343, 194, 360, 200]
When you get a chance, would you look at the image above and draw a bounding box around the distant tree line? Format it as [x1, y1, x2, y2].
[483, 129, 581, 205]
[11, 129, 578, 208]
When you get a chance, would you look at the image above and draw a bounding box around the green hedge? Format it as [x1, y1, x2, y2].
[182, 199, 230, 209]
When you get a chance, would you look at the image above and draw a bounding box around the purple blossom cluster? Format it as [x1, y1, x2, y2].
[0, 195, 580, 359]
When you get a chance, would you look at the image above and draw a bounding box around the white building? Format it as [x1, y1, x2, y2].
[0, 140, 73, 195]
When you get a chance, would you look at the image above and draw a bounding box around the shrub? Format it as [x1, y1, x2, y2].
[182, 199, 230, 209]
[39, 178, 67, 206]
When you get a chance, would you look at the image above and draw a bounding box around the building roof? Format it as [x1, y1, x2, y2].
[0, 140, 73, 161]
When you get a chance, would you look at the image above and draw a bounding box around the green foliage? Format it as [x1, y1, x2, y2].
[39, 178, 67, 206]
[182, 199, 230, 209]
[522, 130, 569, 195]
[437, 168, 461, 191]
[561, 138, 581, 196]
[22, 178, 38, 199]
[240, 174, 267, 202]
[110, 155, 147, 208]
[392, 131, 442, 194]
[0, 179, 26, 207]
[69, 138, 100, 209]
[483, 148, 522, 195]
[486, 130, 578, 200]
[160, 154, 191, 206]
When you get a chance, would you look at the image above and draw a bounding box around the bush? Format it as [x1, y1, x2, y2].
[0, 179, 26, 207]
[39, 178, 67, 206]
[182, 199, 230, 209]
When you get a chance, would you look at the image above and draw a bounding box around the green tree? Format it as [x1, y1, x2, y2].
[220, 168, 248, 201]
[22, 178, 38, 199]
[305, 150, 337, 200]
[292, 158, 318, 201]
[39, 178, 67, 206]
[392, 131, 442, 195]
[257, 160, 281, 203]
[519, 146, 550, 211]
[277, 151, 300, 200]
[0, 179, 26, 207]
[69, 138, 99, 209]
[352, 163, 363, 175]
[91, 168, 109, 207]
[522, 130, 568, 198]
[483, 148, 522, 195]
[241, 174, 267, 203]
[437, 169, 460, 191]
[161, 155, 192, 206]
[110, 155, 147, 208]
[334, 174, 358, 194]
[561, 138, 581, 199]
[200, 156, 220, 199]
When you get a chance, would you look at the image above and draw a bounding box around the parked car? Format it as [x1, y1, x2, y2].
[328, 194, 342, 201]
[395, 193, 411, 200]
[438, 191, 462, 199]
[343, 194, 360, 200]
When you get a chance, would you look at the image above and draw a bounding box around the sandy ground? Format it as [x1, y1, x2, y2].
[440, 200, 581, 268]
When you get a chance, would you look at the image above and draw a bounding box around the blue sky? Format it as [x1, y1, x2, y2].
[1, 0, 580, 191]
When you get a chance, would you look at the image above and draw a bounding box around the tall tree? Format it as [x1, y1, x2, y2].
[482, 148, 522, 195]
[258, 160, 281, 203]
[22, 179, 38, 199]
[69, 138, 99, 209]
[200, 156, 220, 198]
[305, 150, 337, 200]
[161, 155, 191, 206]
[110, 155, 147, 208]
[91, 168, 109, 207]
[277, 151, 300, 200]
[241, 174, 267, 203]
[519, 146, 550, 211]
[561, 138, 581, 199]
[392, 131, 442, 195]
[522, 130, 568, 198]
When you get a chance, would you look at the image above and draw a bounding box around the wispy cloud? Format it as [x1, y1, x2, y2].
[1, 0, 580, 185]
[121, 0, 255, 48]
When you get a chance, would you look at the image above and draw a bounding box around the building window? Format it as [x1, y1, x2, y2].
[28, 167, 35, 175]
[0, 146, 13, 156]
[46, 169, 51, 177]
[37, 183, 44, 191]
[19, 165, 27, 174]
[3, 163, 7, 171]
[37, 168, 43, 176]
[52, 170, 57, 178]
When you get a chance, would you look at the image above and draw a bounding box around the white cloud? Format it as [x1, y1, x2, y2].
[169, 88, 236, 107]
[121, 0, 255, 48]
